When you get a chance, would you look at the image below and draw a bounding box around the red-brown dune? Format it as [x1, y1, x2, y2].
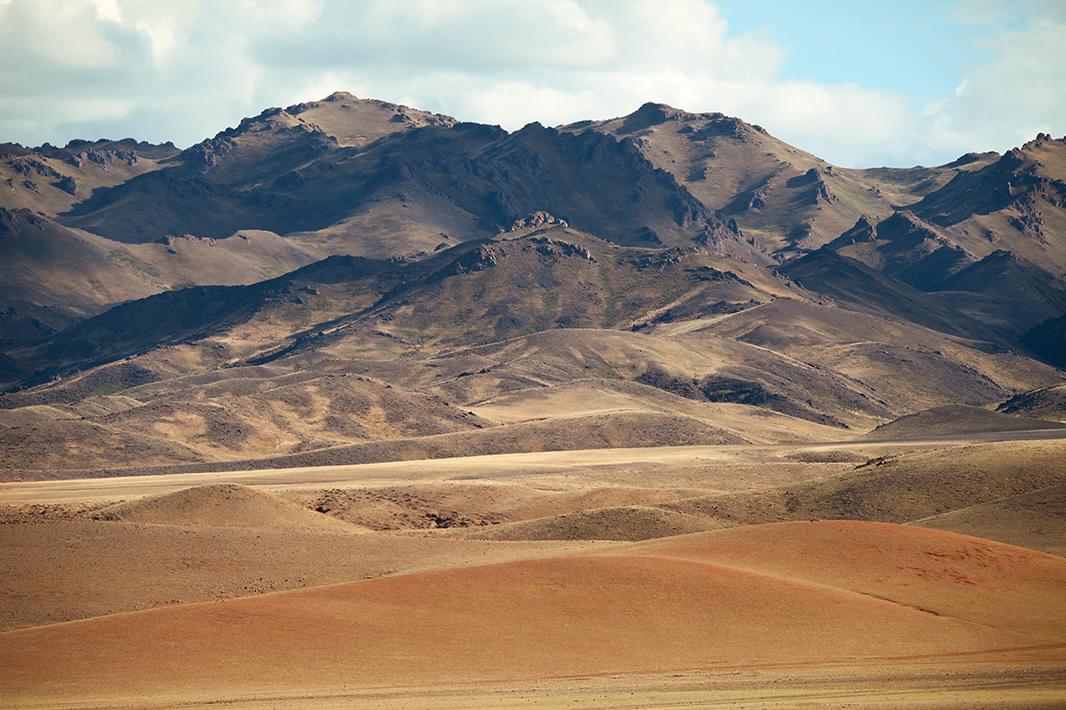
[2, 521, 1063, 708]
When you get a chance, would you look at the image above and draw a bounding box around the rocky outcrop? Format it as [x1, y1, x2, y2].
[7, 157, 60, 179]
[829, 215, 877, 246]
[787, 168, 835, 204]
[526, 236, 592, 261]
[509, 211, 568, 231]
[52, 175, 77, 195]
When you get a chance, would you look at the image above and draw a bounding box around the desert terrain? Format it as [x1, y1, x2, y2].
[2, 433, 1066, 707]
[2, 93, 1065, 707]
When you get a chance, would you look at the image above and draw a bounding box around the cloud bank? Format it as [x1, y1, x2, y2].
[0, 0, 1062, 167]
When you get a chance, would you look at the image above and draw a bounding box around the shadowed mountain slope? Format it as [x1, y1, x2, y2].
[3, 228, 779, 388]
[1022, 312, 1066, 368]
[777, 248, 1013, 344]
[0, 208, 320, 352]
[3, 254, 394, 386]
[823, 211, 972, 289]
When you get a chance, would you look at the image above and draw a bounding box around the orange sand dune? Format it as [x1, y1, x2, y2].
[630, 520, 1066, 642]
[2, 521, 1064, 708]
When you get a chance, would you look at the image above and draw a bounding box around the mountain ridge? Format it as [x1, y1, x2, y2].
[1, 93, 1063, 477]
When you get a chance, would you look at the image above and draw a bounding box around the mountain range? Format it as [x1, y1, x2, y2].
[1, 91, 1064, 474]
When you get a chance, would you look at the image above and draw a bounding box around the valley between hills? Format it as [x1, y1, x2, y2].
[1, 93, 1065, 708]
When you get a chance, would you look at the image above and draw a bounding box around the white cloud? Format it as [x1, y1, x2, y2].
[0, 0, 1061, 166]
[91, 0, 123, 23]
[922, 17, 1066, 156]
[2, 1, 123, 70]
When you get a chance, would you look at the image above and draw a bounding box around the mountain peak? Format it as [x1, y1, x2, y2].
[632, 101, 686, 119]
[1022, 132, 1065, 151]
[879, 210, 935, 232]
[829, 215, 878, 247]
[609, 103, 767, 142]
[323, 90, 358, 102]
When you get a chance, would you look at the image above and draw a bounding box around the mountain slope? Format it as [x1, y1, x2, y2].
[911, 134, 1066, 273]
[1022, 312, 1066, 367]
[998, 383, 1066, 421]
[823, 211, 973, 289]
[865, 404, 1066, 440]
[932, 249, 1066, 334]
[777, 249, 1010, 343]
[0, 208, 320, 350]
[564, 102, 995, 257]
[3, 226, 783, 387]
[566, 104, 1066, 342]
[3, 254, 395, 386]
[0, 139, 178, 216]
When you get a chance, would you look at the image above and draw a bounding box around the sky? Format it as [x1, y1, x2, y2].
[0, 0, 1063, 167]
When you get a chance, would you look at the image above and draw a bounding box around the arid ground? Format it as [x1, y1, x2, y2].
[2, 431, 1065, 708]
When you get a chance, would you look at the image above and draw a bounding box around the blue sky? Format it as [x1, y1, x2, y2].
[719, 1, 973, 99]
[0, 0, 1063, 167]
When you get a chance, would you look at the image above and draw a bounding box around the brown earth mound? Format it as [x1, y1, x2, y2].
[998, 383, 1066, 422]
[866, 404, 1066, 440]
[460, 505, 718, 541]
[917, 483, 1066, 556]
[93, 483, 361, 532]
[665, 439, 1066, 530]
